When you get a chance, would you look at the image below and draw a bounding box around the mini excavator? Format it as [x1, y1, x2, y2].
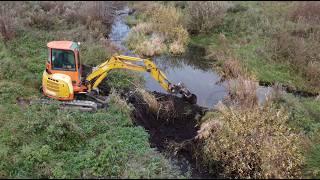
[40, 41, 197, 111]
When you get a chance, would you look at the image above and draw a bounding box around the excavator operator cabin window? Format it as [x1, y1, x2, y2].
[51, 49, 76, 71]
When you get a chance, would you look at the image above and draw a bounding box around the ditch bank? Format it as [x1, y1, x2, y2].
[124, 90, 213, 178]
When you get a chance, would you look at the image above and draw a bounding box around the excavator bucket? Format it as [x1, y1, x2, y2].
[170, 82, 197, 104]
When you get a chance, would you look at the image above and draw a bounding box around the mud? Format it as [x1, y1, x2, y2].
[125, 90, 212, 178]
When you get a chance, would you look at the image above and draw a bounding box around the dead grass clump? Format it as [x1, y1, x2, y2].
[136, 88, 160, 113]
[222, 57, 245, 80]
[185, 1, 233, 34]
[135, 33, 167, 57]
[205, 33, 232, 61]
[169, 40, 185, 55]
[225, 77, 258, 108]
[196, 103, 305, 178]
[131, 22, 153, 35]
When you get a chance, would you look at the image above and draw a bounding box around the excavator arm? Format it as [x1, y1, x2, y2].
[85, 55, 197, 104]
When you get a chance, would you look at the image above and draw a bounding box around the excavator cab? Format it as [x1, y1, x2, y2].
[42, 41, 86, 101]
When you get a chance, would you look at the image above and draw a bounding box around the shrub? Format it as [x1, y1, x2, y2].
[185, 1, 233, 34]
[26, 7, 55, 30]
[125, 31, 148, 53]
[39, 1, 57, 12]
[0, 3, 16, 43]
[290, 2, 320, 25]
[267, 31, 320, 92]
[79, 43, 111, 66]
[149, 4, 183, 39]
[196, 103, 305, 178]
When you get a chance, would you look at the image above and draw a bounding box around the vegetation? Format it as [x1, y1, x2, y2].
[1, 1, 320, 179]
[125, 2, 189, 56]
[0, 1, 184, 178]
[197, 103, 305, 178]
[189, 1, 320, 94]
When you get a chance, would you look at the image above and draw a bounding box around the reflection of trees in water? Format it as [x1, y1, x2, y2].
[152, 46, 213, 73]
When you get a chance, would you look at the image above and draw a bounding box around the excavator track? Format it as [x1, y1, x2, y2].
[31, 99, 98, 112]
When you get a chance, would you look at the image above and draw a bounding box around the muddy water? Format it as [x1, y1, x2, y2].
[108, 8, 228, 108]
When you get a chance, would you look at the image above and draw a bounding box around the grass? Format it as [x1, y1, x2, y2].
[189, 2, 319, 94]
[274, 94, 320, 136]
[0, 94, 182, 178]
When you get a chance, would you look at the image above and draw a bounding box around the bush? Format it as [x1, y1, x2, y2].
[196, 103, 305, 178]
[0, 3, 16, 43]
[185, 1, 233, 34]
[80, 41, 118, 66]
[290, 2, 320, 25]
[267, 31, 320, 92]
[149, 4, 183, 39]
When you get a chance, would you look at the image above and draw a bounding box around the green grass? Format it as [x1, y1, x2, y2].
[0, 96, 182, 178]
[277, 94, 320, 135]
[0, 9, 183, 178]
[189, 2, 318, 94]
[306, 143, 320, 178]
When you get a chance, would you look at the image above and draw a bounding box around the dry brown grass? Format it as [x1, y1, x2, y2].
[196, 103, 305, 178]
[135, 33, 167, 57]
[185, 1, 233, 34]
[225, 76, 258, 108]
[268, 31, 320, 91]
[290, 2, 320, 25]
[222, 57, 245, 80]
[136, 88, 160, 113]
[0, 2, 17, 43]
[127, 2, 189, 56]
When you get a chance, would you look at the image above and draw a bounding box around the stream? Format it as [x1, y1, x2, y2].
[108, 8, 228, 108]
[107, 7, 273, 178]
[108, 8, 273, 108]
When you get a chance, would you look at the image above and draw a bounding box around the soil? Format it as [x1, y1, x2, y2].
[125, 90, 212, 178]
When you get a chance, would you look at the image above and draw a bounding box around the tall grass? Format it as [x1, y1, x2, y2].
[126, 2, 189, 56]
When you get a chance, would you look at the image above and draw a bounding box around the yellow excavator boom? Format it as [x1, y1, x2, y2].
[86, 55, 170, 91]
[84, 55, 196, 103]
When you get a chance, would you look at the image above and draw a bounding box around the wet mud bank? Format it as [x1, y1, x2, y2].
[125, 91, 213, 178]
